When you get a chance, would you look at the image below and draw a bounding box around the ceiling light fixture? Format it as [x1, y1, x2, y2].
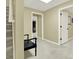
[40, 0, 52, 3]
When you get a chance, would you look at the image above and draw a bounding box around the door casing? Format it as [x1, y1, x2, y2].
[60, 11, 68, 44]
[58, 5, 73, 45]
[31, 12, 44, 40]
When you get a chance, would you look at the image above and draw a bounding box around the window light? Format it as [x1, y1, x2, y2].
[40, 0, 52, 3]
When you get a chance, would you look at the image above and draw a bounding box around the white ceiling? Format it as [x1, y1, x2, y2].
[65, 7, 73, 14]
[24, 0, 71, 11]
[62, 7, 73, 14]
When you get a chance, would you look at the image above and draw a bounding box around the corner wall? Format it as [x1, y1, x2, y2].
[44, 1, 73, 43]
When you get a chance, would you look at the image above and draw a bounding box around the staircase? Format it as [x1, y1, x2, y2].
[6, 7, 13, 59]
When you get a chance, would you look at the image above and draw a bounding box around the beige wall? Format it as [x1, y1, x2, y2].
[24, 7, 43, 38]
[44, 1, 73, 43]
[14, 0, 24, 59]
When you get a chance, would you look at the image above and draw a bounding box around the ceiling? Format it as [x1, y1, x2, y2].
[62, 7, 73, 14]
[24, 0, 71, 11]
[65, 7, 73, 14]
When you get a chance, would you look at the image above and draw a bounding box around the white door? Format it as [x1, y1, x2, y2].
[60, 11, 68, 44]
[32, 16, 38, 38]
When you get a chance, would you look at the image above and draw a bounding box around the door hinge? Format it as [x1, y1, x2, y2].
[60, 13, 62, 16]
[60, 26, 62, 28]
[60, 38, 62, 40]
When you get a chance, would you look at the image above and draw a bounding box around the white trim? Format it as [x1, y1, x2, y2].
[31, 12, 44, 40]
[42, 14, 44, 40]
[58, 5, 73, 45]
[38, 36, 60, 45]
[58, 9, 61, 45]
[32, 12, 43, 15]
[44, 38, 60, 45]
[59, 5, 73, 11]
[12, 22, 16, 59]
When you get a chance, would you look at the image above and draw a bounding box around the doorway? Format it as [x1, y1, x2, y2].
[59, 5, 73, 44]
[31, 12, 44, 40]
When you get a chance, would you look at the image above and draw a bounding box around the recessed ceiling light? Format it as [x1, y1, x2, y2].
[40, 0, 52, 3]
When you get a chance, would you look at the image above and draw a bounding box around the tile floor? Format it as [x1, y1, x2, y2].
[24, 39, 73, 59]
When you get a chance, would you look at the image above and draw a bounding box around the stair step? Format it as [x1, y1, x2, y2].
[6, 30, 12, 32]
[6, 24, 12, 26]
[6, 46, 13, 51]
[6, 40, 13, 47]
[6, 31, 12, 37]
[6, 38, 13, 42]
[6, 24, 12, 30]
[6, 37, 13, 40]
[6, 46, 13, 59]
[6, 27, 12, 30]
[6, 39, 13, 43]
[6, 37, 13, 47]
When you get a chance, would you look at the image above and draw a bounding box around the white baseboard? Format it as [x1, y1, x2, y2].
[43, 38, 60, 45]
[59, 37, 73, 45]
[38, 36, 60, 45]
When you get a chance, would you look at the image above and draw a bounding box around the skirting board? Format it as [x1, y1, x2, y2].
[44, 38, 60, 45]
[38, 36, 60, 45]
[59, 37, 73, 45]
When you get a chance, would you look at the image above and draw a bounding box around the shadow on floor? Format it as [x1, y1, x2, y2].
[24, 50, 33, 59]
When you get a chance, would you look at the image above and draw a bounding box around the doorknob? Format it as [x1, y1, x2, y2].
[60, 26, 62, 28]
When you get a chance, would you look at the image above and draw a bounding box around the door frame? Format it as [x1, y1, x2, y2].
[58, 5, 73, 45]
[31, 12, 44, 40]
